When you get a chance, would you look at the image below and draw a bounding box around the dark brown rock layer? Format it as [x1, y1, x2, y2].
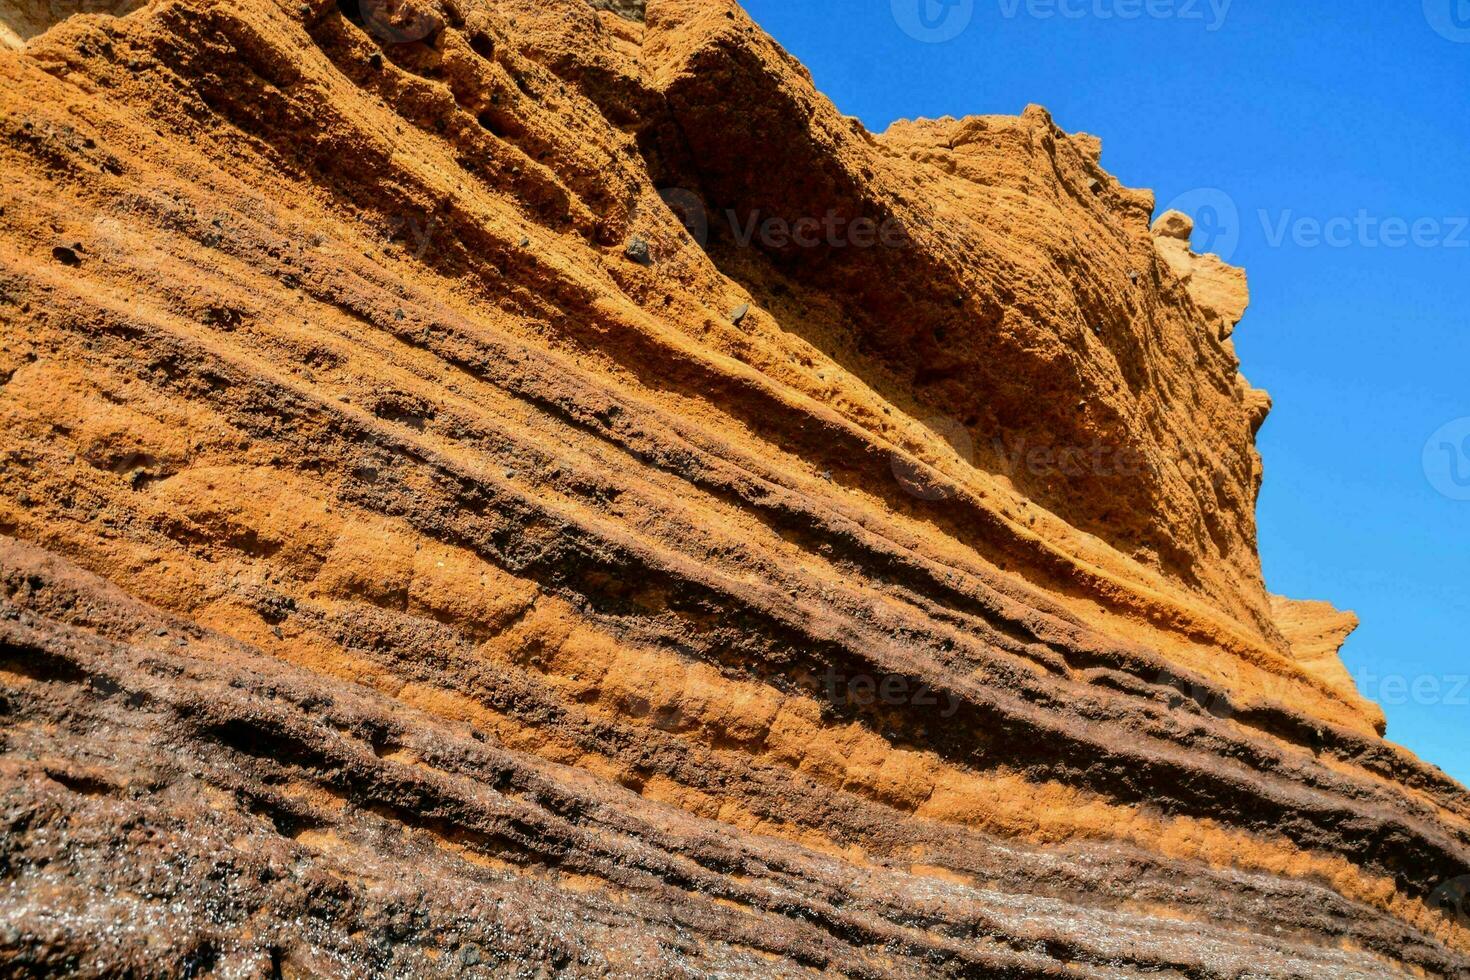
[0, 0, 1465, 975]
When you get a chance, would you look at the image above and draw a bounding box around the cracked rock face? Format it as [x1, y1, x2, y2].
[0, 0, 1466, 975]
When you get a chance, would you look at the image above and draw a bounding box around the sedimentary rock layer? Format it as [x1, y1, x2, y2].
[0, 0, 1466, 975]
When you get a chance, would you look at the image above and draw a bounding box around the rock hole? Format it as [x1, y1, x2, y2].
[476, 110, 517, 139]
[180, 941, 219, 980]
[334, 0, 366, 28]
[45, 770, 116, 797]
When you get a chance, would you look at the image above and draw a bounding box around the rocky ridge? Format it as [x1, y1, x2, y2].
[0, 0, 1467, 975]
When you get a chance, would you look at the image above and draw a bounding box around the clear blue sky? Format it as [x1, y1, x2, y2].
[741, 0, 1470, 785]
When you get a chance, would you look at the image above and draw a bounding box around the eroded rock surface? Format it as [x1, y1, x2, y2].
[1150, 208, 1250, 339]
[0, 0, 1466, 975]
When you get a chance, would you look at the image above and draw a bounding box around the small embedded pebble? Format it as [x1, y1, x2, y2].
[730, 303, 750, 325]
[624, 235, 651, 265]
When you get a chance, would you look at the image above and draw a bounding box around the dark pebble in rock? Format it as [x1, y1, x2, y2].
[624, 236, 651, 265]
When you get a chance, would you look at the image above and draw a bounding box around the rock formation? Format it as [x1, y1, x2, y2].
[1150, 208, 1249, 339]
[0, 0, 1466, 974]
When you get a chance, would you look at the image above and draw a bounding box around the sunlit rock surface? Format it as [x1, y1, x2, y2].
[0, 0, 1466, 974]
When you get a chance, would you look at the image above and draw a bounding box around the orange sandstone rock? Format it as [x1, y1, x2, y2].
[0, 0, 1464, 975]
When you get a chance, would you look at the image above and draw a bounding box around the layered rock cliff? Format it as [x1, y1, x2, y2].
[0, 0, 1467, 975]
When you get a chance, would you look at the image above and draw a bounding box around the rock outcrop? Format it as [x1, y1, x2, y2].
[1150, 208, 1250, 339]
[0, 0, 1466, 975]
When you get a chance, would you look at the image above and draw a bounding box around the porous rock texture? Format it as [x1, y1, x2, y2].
[0, 0, 1467, 975]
